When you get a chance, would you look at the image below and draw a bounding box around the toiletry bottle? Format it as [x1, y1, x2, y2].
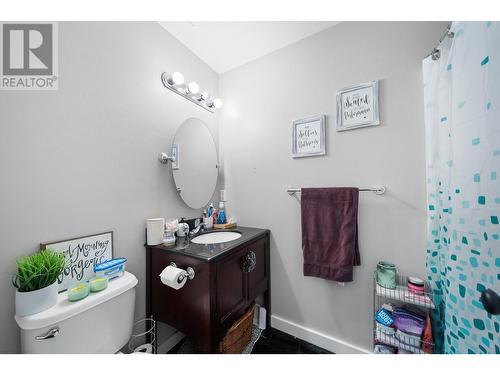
[217, 201, 227, 224]
[207, 203, 214, 218]
[213, 207, 218, 225]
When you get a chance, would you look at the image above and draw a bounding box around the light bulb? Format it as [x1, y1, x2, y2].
[187, 81, 199, 95]
[207, 98, 223, 109]
[213, 98, 223, 109]
[200, 91, 209, 101]
[167, 71, 184, 86]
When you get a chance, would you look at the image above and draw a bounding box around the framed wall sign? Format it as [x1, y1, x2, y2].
[291, 115, 326, 158]
[40, 231, 113, 292]
[336, 80, 380, 131]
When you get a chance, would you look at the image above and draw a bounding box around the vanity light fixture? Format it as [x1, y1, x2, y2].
[186, 81, 200, 95]
[196, 91, 209, 102]
[208, 98, 223, 109]
[161, 71, 222, 113]
[166, 71, 184, 86]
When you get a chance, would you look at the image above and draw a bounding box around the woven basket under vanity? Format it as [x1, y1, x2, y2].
[218, 304, 255, 354]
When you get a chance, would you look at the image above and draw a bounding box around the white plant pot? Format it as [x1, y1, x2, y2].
[15, 281, 59, 317]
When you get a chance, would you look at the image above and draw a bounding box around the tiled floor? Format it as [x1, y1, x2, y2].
[167, 328, 332, 354]
[251, 328, 332, 354]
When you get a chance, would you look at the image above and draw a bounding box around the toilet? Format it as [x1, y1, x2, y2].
[14, 271, 138, 354]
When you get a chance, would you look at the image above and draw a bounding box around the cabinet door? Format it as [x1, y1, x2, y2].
[247, 237, 269, 301]
[216, 247, 248, 323]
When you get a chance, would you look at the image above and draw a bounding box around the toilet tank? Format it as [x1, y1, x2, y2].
[15, 271, 138, 354]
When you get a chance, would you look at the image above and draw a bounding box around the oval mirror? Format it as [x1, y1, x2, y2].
[172, 118, 218, 209]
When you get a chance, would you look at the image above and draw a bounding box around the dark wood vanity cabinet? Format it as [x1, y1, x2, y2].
[145, 229, 270, 353]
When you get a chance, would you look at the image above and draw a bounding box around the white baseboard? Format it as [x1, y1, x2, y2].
[270, 315, 370, 354]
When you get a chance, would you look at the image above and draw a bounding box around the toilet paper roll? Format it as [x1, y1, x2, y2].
[159, 266, 187, 290]
[147, 218, 165, 245]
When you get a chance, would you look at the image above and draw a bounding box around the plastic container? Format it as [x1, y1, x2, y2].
[407, 277, 425, 295]
[162, 230, 176, 247]
[89, 276, 108, 292]
[67, 282, 90, 302]
[94, 258, 127, 280]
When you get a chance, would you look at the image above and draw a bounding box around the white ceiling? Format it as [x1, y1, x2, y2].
[158, 22, 339, 74]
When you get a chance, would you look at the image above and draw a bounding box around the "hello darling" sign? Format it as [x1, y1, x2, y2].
[291, 115, 326, 158]
[336, 80, 380, 131]
[40, 231, 113, 292]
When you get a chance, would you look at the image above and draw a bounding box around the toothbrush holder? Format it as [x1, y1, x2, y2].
[203, 217, 213, 229]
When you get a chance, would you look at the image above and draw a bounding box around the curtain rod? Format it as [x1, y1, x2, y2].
[427, 22, 455, 61]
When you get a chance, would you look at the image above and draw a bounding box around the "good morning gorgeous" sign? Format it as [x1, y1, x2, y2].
[41, 231, 113, 292]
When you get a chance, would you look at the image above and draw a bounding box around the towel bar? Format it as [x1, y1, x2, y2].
[287, 186, 386, 195]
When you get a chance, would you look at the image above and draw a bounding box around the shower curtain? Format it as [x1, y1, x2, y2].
[423, 21, 500, 354]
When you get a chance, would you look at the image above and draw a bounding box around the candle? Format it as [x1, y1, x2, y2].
[68, 282, 90, 302]
[89, 276, 108, 292]
[376, 261, 397, 289]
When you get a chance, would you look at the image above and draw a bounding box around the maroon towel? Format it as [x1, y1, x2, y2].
[301, 187, 360, 282]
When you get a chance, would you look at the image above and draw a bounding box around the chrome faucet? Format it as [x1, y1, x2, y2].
[187, 220, 205, 240]
[190, 223, 205, 236]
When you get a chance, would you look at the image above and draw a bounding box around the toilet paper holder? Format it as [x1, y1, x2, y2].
[170, 262, 195, 283]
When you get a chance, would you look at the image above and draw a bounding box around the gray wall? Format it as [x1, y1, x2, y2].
[0, 21, 448, 354]
[0, 22, 218, 353]
[219, 22, 448, 352]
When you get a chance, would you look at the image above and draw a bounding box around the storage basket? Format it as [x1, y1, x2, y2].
[219, 304, 255, 354]
[373, 272, 439, 354]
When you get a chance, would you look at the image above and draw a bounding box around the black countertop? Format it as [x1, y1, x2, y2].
[146, 226, 269, 261]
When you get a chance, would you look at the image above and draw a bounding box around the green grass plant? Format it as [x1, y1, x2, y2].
[13, 250, 65, 292]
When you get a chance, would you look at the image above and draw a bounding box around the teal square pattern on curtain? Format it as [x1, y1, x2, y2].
[423, 21, 500, 354]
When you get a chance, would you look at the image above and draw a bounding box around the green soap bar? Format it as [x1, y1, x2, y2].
[68, 282, 90, 301]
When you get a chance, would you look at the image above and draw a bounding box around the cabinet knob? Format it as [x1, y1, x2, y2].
[242, 251, 256, 273]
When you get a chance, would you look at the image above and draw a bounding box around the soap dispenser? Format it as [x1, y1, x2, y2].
[217, 201, 227, 224]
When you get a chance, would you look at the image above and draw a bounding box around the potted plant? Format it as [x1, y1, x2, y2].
[13, 249, 65, 317]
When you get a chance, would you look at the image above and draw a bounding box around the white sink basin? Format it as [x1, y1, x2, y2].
[191, 231, 242, 244]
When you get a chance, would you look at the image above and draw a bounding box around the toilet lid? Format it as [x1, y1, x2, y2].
[15, 271, 138, 330]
